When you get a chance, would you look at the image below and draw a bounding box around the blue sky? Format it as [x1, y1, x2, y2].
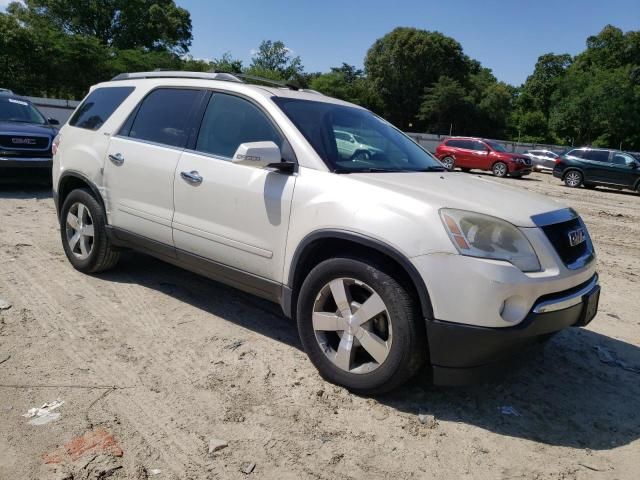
[178, 0, 639, 85]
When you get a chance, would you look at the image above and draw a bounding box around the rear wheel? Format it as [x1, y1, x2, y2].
[492, 162, 508, 177]
[564, 170, 583, 188]
[296, 257, 426, 395]
[60, 189, 120, 273]
[352, 151, 370, 162]
[441, 156, 455, 170]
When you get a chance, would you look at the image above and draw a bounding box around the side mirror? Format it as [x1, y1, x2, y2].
[47, 117, 60, 125]
[232, 141, 282, 169]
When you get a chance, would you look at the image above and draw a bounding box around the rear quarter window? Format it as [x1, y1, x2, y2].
[69, 87, 135, 131]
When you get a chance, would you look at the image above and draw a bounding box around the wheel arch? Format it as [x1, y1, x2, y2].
[285, 230, 434, 323]
[56, 170, 105, 217]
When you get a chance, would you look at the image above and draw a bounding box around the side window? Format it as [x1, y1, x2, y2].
[69, 87, 134, 130]
[473, 141, 488, 151]
[127, 88, 202, 148]
[612, 153, 636, 166]
[195, 93, 282, 159]
[335, 131, 349, 141]
[583, 150, 610, 162]
[567, 149, 583, 159]
[446, 139, 463, 148]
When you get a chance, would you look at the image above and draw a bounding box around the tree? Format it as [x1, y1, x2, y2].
[418, 76, 471, 134]
[309, 63, 381, 111]
[364, 27, 472, 129]
[248, 40, 303, 80]
[8, 0, 193, 54]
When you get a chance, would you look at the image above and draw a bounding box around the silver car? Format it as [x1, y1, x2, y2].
[524, 149, 559, 172]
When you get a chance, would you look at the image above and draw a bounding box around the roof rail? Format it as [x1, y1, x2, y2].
[0, 88, 15, 95]
[110, 71, 244, 83]
[234, 74, 299, 91]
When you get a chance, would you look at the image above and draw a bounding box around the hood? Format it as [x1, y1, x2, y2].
[350, 171, 568, 227]
[0, 121, 58, 137]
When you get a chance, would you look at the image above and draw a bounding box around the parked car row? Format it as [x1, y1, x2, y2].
[432, 136, 640, 194]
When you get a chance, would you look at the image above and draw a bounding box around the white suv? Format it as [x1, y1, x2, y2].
[52, 72, 599, 394]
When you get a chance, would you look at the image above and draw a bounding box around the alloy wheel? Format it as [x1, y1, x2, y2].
[441, 157, 454, 170]
[312, 278, 392, 374]
[493, 162, 507, 177]
[565, 171, 582, 187]
[65, 202, 95, 260]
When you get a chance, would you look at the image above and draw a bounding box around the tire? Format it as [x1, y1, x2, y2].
[441, 156, 455, 170]
[563, 170, 583, 188]
[296, 256, 426, 395]
[352, 151, 370, 162]
[60, 188, 120, 273]
[492, 162, 508, 177]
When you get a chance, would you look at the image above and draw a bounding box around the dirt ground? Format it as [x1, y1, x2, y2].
[0, 171, 639, 480]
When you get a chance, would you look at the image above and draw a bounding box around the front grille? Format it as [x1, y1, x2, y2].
[0, 134, 50, 150]
[541, 217, 592, 267]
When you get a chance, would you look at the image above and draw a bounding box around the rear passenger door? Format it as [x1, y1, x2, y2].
[104, 88, 205, 247]
[172, 92, 296, 284]
[580, 149, 611, 183]
[608, 152, 638, 187]
[448, 140, 472, 167]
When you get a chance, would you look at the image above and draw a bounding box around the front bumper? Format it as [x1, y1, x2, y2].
[0, 156, 52, 169]
[428, 274, 600, 385]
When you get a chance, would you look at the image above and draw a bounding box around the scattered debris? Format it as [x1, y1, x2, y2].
[23, 399, 64, 425]
[149, 468, 162, 476]
[499, 406, 521, 417]
[225, 340, 245, 351]
[241, 462, 256, 474]
[598, 210, 624, 218]
[418, 410, 437, 428]
[43, 427, 124, 465]
[606, 313, 621, 320]
[578, 462, 604, 472]
[595, 346, 640, 374]
[0, 354, 11, 366]
[0, 298, 11, 311]
[208, 438, 228, 454]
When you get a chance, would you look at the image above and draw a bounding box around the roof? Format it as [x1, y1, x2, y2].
[105, 71, 362, 108]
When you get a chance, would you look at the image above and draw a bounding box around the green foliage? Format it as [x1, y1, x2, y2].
[248, 40, 303, 80]
[364, 27, 472, 129]
[309, 63, 381, 111]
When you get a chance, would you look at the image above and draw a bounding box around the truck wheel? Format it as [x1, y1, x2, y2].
[60, 189, 120, 273]
[296, 256, 426, 395]
[564, 171, 583, 188]
[441, 156, 455, 170]
[492, 162, 508, 177]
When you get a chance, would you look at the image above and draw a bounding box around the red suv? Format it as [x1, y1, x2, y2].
[435, 137, 532, 177]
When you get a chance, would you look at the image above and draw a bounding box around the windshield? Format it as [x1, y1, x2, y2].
[273, 98, 444, 173]
[0, 97, 47, 125]
[485, 140, 507, 152]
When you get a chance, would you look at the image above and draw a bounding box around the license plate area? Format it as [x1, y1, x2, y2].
[577, 286, 600, 326]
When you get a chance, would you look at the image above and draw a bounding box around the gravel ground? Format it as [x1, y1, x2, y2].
[0, 171, 639, 480]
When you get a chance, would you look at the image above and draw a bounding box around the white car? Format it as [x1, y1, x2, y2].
[52, 72, 599, 394]
[524, 149, 560, 172]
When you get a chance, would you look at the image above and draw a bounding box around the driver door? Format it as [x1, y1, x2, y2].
[172, 92, 296, 284]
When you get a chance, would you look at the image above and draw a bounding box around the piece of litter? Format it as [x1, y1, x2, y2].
[418, 410, 437, 428]
[499, 406, 521, 416]
[22, 399, 64, 425]
[241, 462, 256, 474]
[149, 468, 162, 475]
[0, 298, 11, 311]
[225, 340, 244, 351]
[595, 346, 640, 374]
[208, 438, 228, 454]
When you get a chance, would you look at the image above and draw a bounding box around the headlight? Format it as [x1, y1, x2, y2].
[440, 209, 541, 272]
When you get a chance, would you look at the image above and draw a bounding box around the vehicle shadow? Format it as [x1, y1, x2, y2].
[0, 184, 53, 199]
[99, 252, 302, 350]
[99, 253, 639, 451]
[467, 170, 542, 182]
[379, 327, 640, 450]
[562, 185, 639, 197]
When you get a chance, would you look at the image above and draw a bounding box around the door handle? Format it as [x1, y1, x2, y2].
[180, 170, 203, 185]
[108, 153, 124, 165]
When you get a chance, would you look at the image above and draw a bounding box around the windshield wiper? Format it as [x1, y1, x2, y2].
[412, 166, 447, 172]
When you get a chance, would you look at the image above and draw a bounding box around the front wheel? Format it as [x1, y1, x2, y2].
[296, 257, 426, 395]
[564, 170, 583, 188]
[492, 162, 508, 177]
[441, 156, 455, 170]
[60, 189, 120, 273]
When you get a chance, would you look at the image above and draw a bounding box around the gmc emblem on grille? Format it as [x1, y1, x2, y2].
[11, 138, 36, 145]
[568, 228, 586, 247]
